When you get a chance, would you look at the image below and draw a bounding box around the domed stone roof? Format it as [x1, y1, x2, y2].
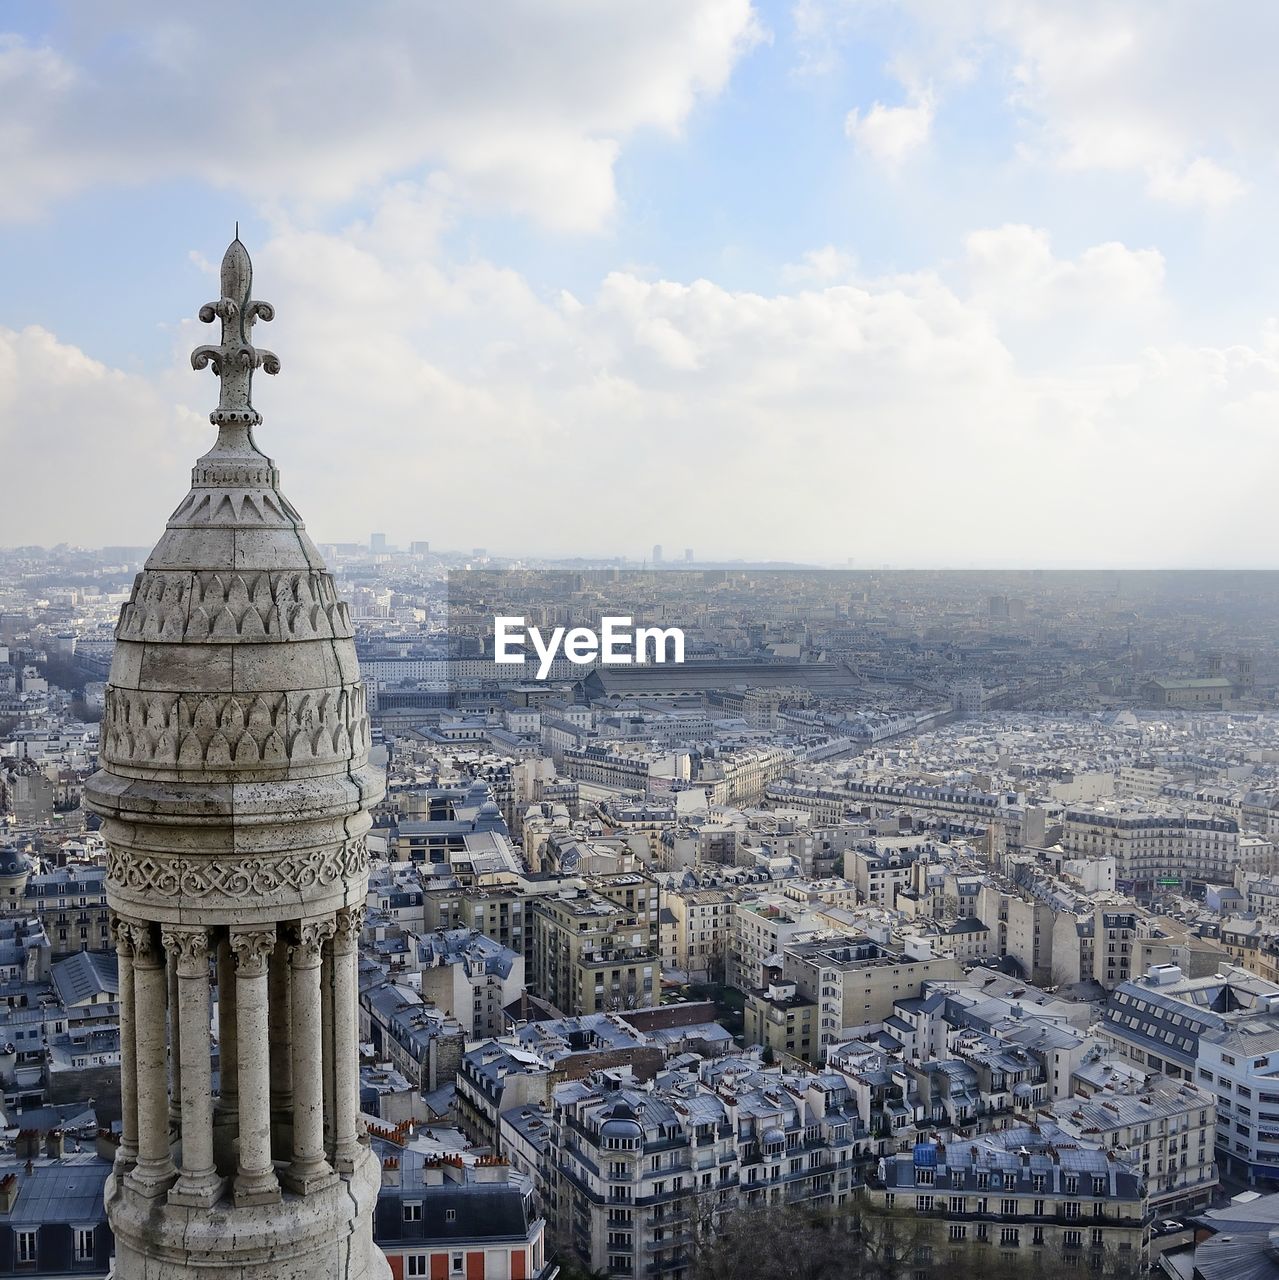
[0, 848, 30, 877]
[85, 237, 383, 927]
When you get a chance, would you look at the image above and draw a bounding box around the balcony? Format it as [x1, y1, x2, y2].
[643, 1230, 697, 1253]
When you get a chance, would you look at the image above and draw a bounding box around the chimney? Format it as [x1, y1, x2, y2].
[96, 1129, 120, 1163]
[45, 1130, 64, 1159]
[381, 1156, 401, 1188]
[0, 1173, 18, 1213]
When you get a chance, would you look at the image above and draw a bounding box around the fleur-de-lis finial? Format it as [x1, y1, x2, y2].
[190, 234, 280, 428]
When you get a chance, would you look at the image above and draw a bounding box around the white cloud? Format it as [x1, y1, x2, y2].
[962, 227, 1167, 330]
[10, 206, 1277, 565]
[1146, 157, 1248, 209]
[780, 245, 858, 286]
[886, 1, 1262, 208]
[0, 326, 207, 544]
[0, 1, 764, 230]
[845, 90, 935, 167]
[790, 0, 855, 77]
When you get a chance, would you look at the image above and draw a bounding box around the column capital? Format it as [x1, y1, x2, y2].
[230, 928, 277, 978]
[289, 917, 336, 968]
[160, 924, 212, 977]
[334, 905, 365, 949]
[109, 912, 138, 957]
[127, 921, 163, 968]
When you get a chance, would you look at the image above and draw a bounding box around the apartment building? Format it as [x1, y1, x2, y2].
[843, 845, 918, 908]
[1053, 1066, 1217, 1214]
[869, 1125, 1150, 1268]
[782, 936, 963, 1048]
[528, 875, 661, 1015]
[413, 928, 525, 1039]
[1062, 802, 1243, 894]
[0, 860, 111, 957]
[743, 971, 818, 1063]
[663, 887, 734, 983]
[375, 1153, 554, 1280]
[548, 1062, 863, 1279]
[1197, 1020, 1279, 1185]
[728, 898, 819, 992]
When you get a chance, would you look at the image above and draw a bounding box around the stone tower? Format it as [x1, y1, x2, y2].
[85, 238, 387, 1280]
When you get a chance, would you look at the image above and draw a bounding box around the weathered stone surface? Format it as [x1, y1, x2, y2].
[86, 238, 387, 1280]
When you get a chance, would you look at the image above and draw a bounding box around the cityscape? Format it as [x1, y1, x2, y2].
[9, 506, 1279, 1278]
[5, 4, 1279, 1280]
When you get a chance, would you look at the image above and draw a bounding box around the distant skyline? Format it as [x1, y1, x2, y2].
[3, 2, 1279, 565]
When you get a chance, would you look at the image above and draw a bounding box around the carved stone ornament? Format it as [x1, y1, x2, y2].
[334, 904, 366, 947]
[109, 912, 137, 958]
[101, 683, 369, 772]
[230, 929, 278, 977]
[125, 921, 161, 966]
[289, 917, 336, 967]
[190, 237, 279, 428]
[160, 926, 212, 976]
[116, 569, 353, 644]
[106, 839, 368, 901]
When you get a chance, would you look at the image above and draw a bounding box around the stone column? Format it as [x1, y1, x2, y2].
[284, 917, 336, 1194]
[167, 958, 182, 1132]
[332, 905, 364, 1172]
[109, 914, 139, 1171]
[162, 925, 223, 1208]
[321, 942, 336, 1157]
[213, 933, 238, 1175]
[269, 935, 293, 1160]
[125, 922, 177, 1198]
[230, 928, 281, 1206]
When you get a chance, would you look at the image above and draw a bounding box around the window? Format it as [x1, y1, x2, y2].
[403, 1203, 423, 1222]
[916, 1196, 934, 1212]
[17, 1232, 36, 1265]
[451, 1254, 464, 1275]
[949, 1225, 967, 1242]
[407, 1257, 428, 1277]
[444, 1209, 456, 1223]
[75, 1229, 94, 1263]
[1001, 1199, 1018, 1216]
[1000, 1228, 1019, 1247]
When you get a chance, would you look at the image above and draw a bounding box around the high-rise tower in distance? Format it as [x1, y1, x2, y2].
[85, 237, 387, 1280]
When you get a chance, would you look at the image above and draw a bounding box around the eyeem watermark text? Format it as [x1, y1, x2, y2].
[494, 616, 685, 679]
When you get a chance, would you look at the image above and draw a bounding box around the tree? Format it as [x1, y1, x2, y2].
[692, 1199, 1140, 1280]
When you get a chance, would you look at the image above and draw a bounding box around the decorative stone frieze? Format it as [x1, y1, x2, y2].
[100, 683, 369, 771]
[116, 569, 353, 643]
[106, 839, 368, 901]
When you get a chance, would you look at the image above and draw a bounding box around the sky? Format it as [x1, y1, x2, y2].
[3, 0, 1279, 566]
